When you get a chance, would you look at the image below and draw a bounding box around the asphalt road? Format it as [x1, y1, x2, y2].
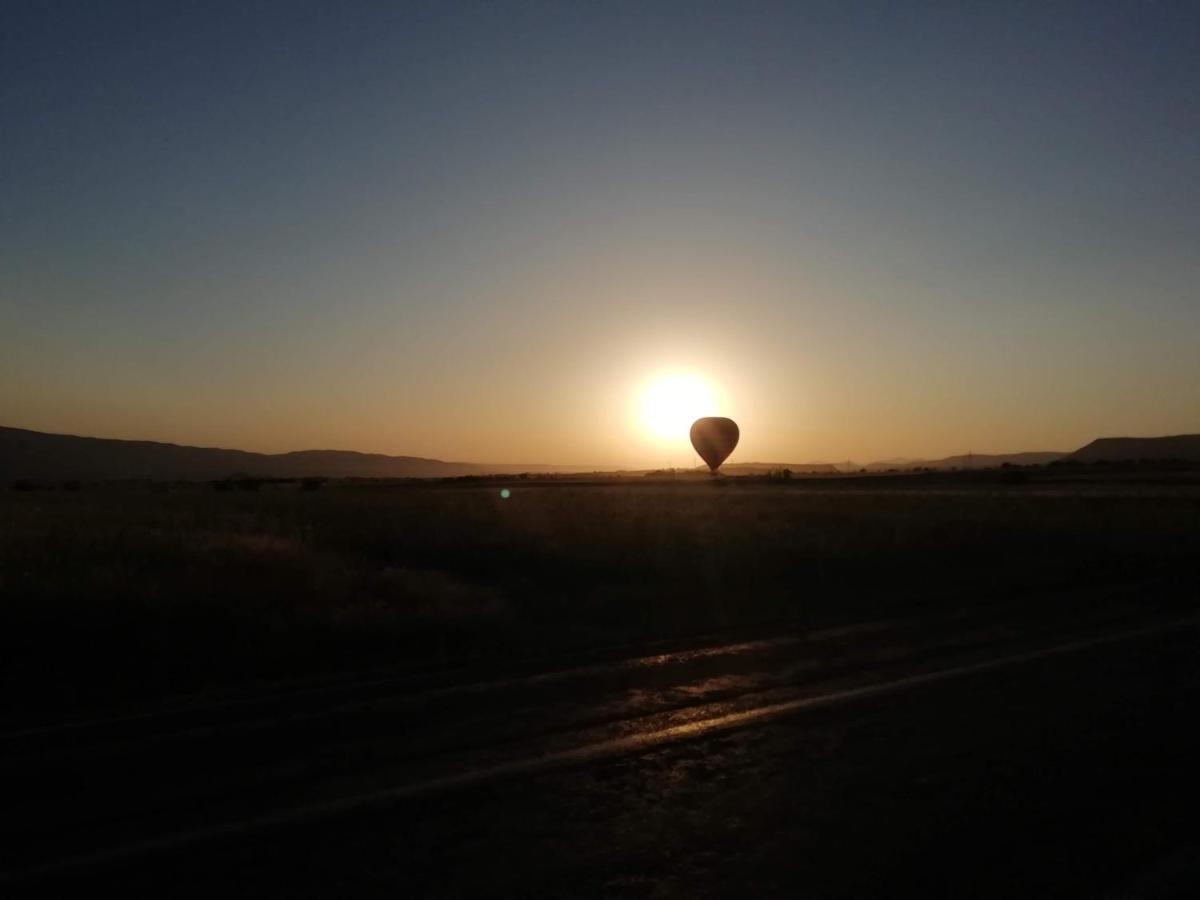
[5, 596, 1200, 898]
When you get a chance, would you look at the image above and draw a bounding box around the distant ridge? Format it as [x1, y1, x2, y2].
[0, 426, 586, 481]
[3, 425, 1195, 482]
[719, 462, 839, 475]
[1070, 434, 1200, 462]
[860, 451, 1066, 471]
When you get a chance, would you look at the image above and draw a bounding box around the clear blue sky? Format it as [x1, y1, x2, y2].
[3, 1, 1197, 464]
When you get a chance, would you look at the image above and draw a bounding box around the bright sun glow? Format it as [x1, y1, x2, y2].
[639, 373, 718, 442]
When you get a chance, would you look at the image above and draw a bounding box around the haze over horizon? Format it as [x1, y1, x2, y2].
[4, 2, 1198, 468]
[0, 419, 1081, 471]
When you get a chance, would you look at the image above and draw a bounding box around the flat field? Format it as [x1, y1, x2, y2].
[3, 470, 1198, 720]
[4, 471, 1200, 895]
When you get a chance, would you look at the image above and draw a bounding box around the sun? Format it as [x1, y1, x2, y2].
[639, 372, 718, 442]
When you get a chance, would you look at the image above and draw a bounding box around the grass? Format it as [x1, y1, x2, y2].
[2, 475, 1199, 718]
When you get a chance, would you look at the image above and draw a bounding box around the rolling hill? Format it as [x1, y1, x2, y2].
[1070, 435, 1200, 462]
[860, 451, 1067, 471]
[3, 425, 1196, 482]
[717, 462, 840, 475]
[0, 426, 584, 481]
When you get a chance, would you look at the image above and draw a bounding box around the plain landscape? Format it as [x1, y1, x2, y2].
[6, 424, 1200, 483]
[2, 425, 1199, 716]
[6, 2, 1200, 896]
[3, 453, 1200, 896]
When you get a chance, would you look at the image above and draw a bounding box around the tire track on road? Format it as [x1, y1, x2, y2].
[6, 613, 1195, 884]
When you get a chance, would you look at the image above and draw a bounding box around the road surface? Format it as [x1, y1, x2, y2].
[4, 594, 1200, 897]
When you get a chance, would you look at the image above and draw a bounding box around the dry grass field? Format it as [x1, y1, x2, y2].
[3, 471, 1199, 720]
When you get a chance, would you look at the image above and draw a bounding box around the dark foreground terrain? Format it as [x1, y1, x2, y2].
[2, 471, 1199, 895]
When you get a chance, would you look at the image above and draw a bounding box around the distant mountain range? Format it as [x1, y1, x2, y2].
[717, 462, 840, 475]
[0, 426, 586, 481]
[1, 425, 1197, 482]
[857, 451, 1067, 471]
[828, 438, 1200, 471]
[1069, 434, 1200, 462]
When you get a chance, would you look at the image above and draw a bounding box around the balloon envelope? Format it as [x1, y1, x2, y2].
[690, 417, 739, 472]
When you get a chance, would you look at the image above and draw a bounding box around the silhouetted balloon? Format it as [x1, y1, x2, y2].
[690, 417, 739, 472]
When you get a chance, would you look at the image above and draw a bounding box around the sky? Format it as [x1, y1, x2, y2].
[3, 1, 1198, 466]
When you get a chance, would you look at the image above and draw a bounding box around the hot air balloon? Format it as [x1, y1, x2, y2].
[690, 417, 739, 473]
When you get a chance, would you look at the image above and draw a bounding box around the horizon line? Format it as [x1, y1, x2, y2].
[0, 421, 1140, 470]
